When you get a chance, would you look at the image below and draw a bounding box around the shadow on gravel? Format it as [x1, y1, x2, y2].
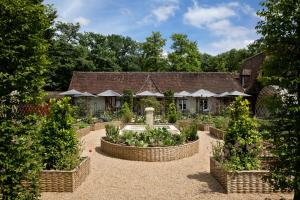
[187, 172, 225, 193]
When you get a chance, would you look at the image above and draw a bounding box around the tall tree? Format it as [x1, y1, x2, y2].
[257, 0, 300, 199]
[47, 22, 94, 91]
[0, 0, 55, 198]
[80, 32, 121, 72]
[141, 32, 167, 71]
[168, 33, 202, 71]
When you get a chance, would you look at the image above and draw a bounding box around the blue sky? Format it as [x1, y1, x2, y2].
[43, 0, 262, 55]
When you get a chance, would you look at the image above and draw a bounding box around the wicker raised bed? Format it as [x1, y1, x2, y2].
[209, 126, 225, 140]
[101, 137, 199, 162]
[76, 126, 91, 139]
[40, 157, 90, 192]
[210, 157, 277, 193]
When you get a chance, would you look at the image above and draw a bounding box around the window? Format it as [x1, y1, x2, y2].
[197, 98, 208, 112]
[178, 99, 187, 111]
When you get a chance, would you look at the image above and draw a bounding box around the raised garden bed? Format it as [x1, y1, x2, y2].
[210, 157, 277, 193]
[40, 157, 90, 192]
[209, 126, 225, 140]
[100, 137, 199, 162]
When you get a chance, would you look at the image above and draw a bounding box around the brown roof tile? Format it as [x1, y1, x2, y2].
[69, 72, 244, 94]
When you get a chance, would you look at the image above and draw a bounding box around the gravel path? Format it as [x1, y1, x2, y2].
[42, 130, 292, 200]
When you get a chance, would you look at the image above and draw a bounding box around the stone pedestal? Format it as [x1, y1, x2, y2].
[145, 107, 154, 128]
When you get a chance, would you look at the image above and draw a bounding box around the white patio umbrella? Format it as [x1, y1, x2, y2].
[228, 91, 251, 97]
[59, 89, 82, 96]
[191, 89, 216, 97]
[97, 90, 121, 97]
[174, 91, 191, 98]
[214, 92, 230, 98]
[136, 91, 157, 97]
[154, 92, 164, 97]
[74, 92, 96, 97]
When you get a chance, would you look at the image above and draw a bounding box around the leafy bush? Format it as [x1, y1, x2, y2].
[40, 97, 80, 170]
[120, 102, 133, 123]
[167, 102, 177, 123]
[122, 89, 134, 110]
[140, 97, 161, 114]
[221, 96, 262, 170]
[180, 124, 198, 141]
[198, 114, 213, 124]
[105, 124, 120, 143]
[212, 116, 229, 131]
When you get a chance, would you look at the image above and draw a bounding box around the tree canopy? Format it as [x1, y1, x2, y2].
[257, 0, 300, 199]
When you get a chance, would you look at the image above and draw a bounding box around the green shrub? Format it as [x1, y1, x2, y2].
[180, 124, 198, 141]
[40, 97, 80, 170]
[121, 130, 137, 146]
[120, 102, 133, 123]
[222, 96, 262, 170]
[122, 89, 134, 110]
[167, 102, 177, 123]
[140, 97, 161, 114]
[212, 116, 229, 131]
[105, 124, 120, 143]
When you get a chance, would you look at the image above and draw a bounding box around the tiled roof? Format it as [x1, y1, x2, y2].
[69, 72, 244, 94]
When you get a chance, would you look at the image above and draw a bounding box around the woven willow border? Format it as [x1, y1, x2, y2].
[40, 157, 90, 192]
[210, 157, 278, 193]
[209, 127, 225, 140]
[101, 137, 199, 162]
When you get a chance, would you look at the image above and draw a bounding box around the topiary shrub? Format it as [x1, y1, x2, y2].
[40, 97, 80, 170]
[222, 96, 262, 170]
[120, 102, 133, 123]
[167, 102, 177, 123]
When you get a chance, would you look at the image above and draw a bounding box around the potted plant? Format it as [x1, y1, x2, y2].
[40, 97, 90, 192]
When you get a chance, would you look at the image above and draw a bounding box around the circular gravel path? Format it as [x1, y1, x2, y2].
[42, 129, 292, 200]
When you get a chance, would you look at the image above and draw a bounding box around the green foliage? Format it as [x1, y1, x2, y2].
[74, 98, 90, 119]
[105, 124, 120, 143]
[0, 0, 55, 198]
[122, 89, 134, 110]
[222, 96, 261, 170]
[167, 103, 177, 123]
[140, 97, 161, 114]
[40, 97, 80, 170]
[106, 125, 198, 147]
[180, 124, 198, 141]
[120, 102, 133, 123]
[141, 31, 168, 71]
[163, 89, 174, 113]
[0, 115, 43, 200]
[257, 0, 300, 196]
[212, 116, 229, 131]
[168, 33, 202, 71]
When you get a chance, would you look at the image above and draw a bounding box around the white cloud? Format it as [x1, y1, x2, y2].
[138, 0, 179, 25]
[152, 4, 178, 22]
[183, 1, 258, 53]
[183, 2, 236, 28]
[74, 17, 90, 26]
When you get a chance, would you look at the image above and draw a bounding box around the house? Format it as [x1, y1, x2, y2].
[68, 72, 244, 115]
[239, 52, 266, 112]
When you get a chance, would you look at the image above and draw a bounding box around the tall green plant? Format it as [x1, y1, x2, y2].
[163, 89, 174, 113]
[140, 97, 160, 114]
[122, 89, 133, 110]
[120, 102, 133, 123]
[41, 97, 80, 170]
[167, 102, 177, 123]
[0, 0, 55, 199]
[223, 96, 261, 170]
